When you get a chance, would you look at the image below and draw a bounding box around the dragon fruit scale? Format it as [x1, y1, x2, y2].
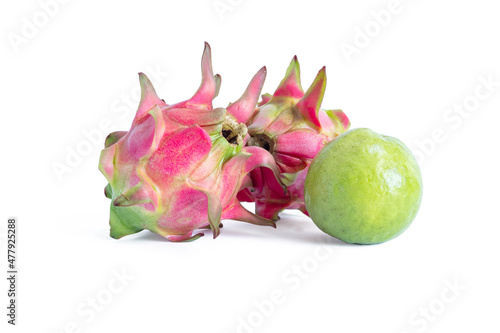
[238, 56, 351, 220]
[99, 43, 284, 242]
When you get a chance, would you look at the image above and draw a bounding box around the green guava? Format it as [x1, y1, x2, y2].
[304, 128, 423, 244]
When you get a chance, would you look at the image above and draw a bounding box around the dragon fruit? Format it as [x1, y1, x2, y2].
[238, 56, 351, 220]
[99, 43, 284, 241]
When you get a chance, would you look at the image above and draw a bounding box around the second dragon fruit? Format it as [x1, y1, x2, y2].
[238, 57, 350, 220]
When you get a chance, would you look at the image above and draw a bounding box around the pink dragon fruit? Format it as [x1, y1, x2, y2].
[238, 56, 351, 220]
[99, 43, 284, 241]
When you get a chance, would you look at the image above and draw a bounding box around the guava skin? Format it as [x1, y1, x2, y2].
[304, 128, 423, 244]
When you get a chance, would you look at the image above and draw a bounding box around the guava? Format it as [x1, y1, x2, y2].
[304, 128, 423, 244]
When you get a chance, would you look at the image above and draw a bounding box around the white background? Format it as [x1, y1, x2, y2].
[1, 0, 499, 332]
